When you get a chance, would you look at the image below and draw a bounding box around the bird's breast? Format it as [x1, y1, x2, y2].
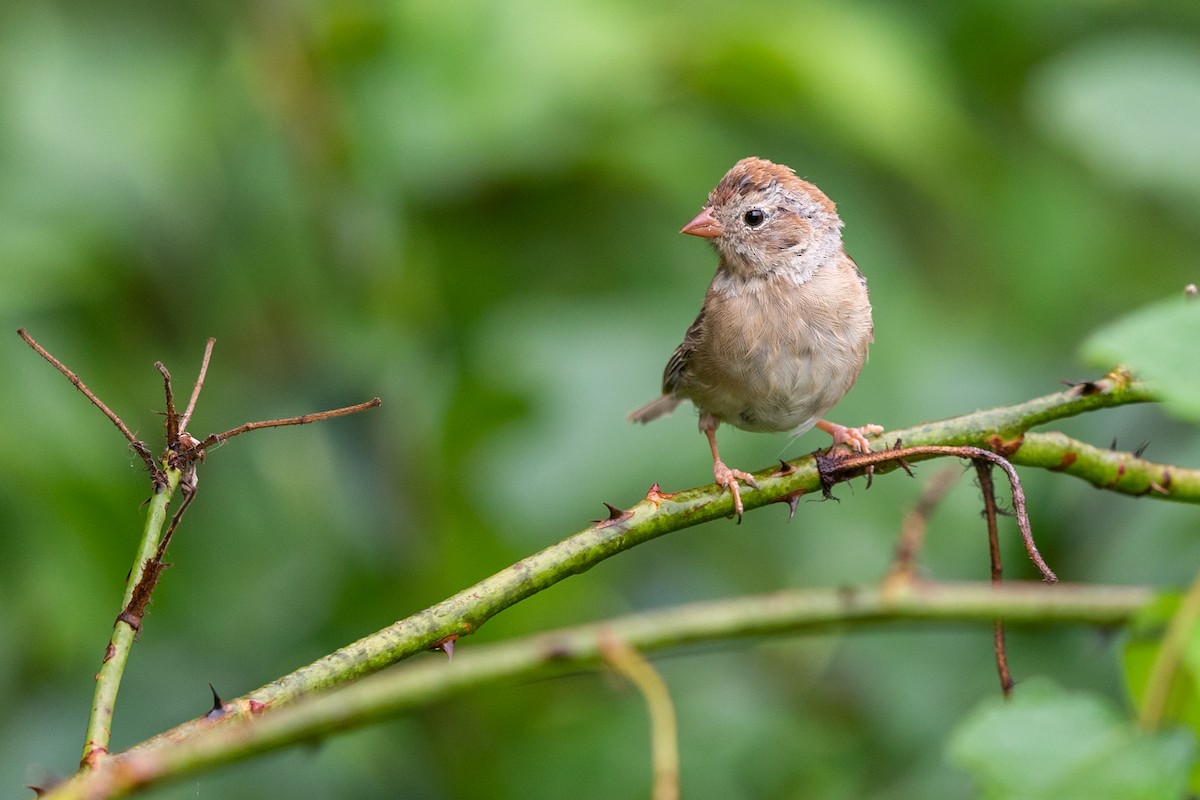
[682, 267, 872, 434]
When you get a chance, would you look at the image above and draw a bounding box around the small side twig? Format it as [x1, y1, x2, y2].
[156, 362, 179, 445]
[195, 398, 382, 453]
[157, 474, 198, 560]
[887, 466, 961, 582]
[179, 338, 215, 433]
[117, 473, 201, 637]
[17, 329, 157, 475]
[975, 462, 1014, 698]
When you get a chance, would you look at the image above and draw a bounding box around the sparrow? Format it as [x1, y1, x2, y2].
[628, 156, 879, 520]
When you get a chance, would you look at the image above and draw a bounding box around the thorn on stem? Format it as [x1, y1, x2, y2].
[645, 483, 674, 507]
[1065, 379, 1102, 396]
[774, 490, 804, 521]
[207, 683, 226, 719]
[433, 635, 458, 660]
[25, 774, 66, 799]
[593, 502, 632, 527]
[772, 459, 797, 477]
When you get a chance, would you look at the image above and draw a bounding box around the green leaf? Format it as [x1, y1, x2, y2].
[1082, 295, 1200, 421]
[947, 678, 1195, 800]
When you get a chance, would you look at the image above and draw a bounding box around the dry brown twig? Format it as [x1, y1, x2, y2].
[819, 442, 1056, 583]
[179, 337, 215, 433]
[17, 328, 382, 771]
[863, 445, 1035, 697]
[193, 400, 383, 454]
[20, 330, 382, 636]
[18, 328, 383, 619]
[974, 462, 1014, 697]
[887, 465, 961, 581]
[17, 328, 158, 475]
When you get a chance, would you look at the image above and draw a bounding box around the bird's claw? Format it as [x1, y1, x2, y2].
[713, 461, 759, 521]
[820, 421, 883, 454]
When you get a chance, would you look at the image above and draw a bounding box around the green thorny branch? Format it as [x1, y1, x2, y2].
[37, 366, 1200, 800]
[49, 583, 1154, 800]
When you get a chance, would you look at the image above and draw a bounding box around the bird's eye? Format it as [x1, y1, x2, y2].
[743, 208, 765, 228]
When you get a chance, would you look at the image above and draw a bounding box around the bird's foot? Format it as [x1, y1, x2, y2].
[713, 460, 760, 521]
[817, 420, 883, 453]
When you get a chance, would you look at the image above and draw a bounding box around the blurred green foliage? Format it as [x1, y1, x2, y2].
[948, 677, 1195, 799]
[3, 1, 1200, 797]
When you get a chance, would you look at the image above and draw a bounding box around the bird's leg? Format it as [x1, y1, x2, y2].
[704, 424, 759, 521]
[816, 419, 884, 453]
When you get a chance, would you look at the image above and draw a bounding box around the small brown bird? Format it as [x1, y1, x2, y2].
[629, 157, 879, 519]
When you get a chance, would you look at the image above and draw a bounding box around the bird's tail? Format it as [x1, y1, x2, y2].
[626, 394, 681, 424]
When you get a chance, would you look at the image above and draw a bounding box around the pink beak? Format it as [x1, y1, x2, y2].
[681, 207, 723, 238]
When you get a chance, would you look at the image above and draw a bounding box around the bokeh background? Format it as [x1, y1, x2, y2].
[3, 1, 1200, 797]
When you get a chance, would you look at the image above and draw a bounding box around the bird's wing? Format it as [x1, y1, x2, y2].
[626, 309, 704, 425]
[663, 308, 704, 394]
